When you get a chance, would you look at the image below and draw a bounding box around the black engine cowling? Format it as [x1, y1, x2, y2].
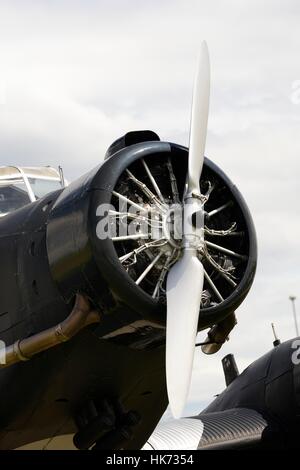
[46, 131, 257, 337]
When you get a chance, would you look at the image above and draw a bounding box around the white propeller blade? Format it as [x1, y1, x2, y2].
[165, 41, 210, 418]
[188, 41, 210, 194]
[166, 252, 204, 418]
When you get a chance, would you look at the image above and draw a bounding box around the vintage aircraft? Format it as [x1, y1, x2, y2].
[0, 43, 258, 449]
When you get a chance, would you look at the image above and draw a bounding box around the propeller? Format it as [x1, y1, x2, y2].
[166, 41, 210, 418]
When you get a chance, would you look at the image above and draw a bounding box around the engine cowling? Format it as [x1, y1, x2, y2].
[46, 131, 257, 341]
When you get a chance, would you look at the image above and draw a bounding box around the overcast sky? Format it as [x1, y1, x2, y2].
[1, 0, 300, 419]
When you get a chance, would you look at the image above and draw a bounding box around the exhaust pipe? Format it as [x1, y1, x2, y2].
[1, 294, 101, 368]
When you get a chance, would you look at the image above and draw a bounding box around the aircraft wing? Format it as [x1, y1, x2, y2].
[143, 408, 268, 450]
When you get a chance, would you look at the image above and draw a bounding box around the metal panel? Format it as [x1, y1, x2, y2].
[143, 418, 204, 450]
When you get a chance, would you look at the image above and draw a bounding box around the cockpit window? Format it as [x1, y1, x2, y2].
[28, 178, 62, 199]
[0, 176, 63, 216]
[0, 179, 31, 215]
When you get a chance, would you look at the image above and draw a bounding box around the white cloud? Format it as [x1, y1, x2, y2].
[0, 0, 300, 419]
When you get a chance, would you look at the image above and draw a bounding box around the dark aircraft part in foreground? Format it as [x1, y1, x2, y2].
[0, 132, 257, 449]
[197, 338, 300, 449]
[145, 339, 300, 450]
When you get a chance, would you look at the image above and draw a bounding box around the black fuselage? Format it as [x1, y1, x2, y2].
[198, 338, 300, 449]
